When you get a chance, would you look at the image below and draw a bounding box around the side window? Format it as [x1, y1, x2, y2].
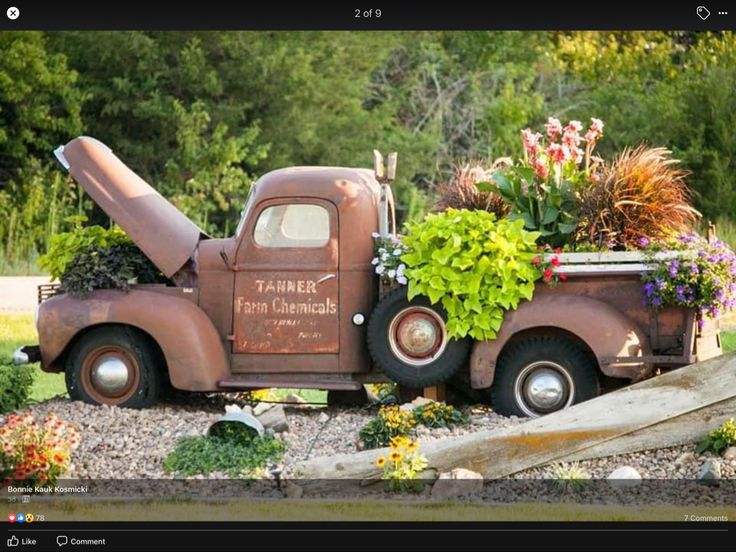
[253, 203, 330, 248]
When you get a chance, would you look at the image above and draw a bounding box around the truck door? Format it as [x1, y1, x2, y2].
[233, 198, 339, 354]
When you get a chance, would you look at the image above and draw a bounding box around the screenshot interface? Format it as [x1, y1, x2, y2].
[0, 3, 734, 551]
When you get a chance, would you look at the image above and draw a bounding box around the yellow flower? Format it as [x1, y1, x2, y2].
[375, 456, 386, 468]
[390, 451, 403, 464]
[407, 441, 419, 452]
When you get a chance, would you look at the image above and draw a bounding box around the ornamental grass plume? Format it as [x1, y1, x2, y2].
[577, 146, 700, 249]
[434, 161, 510, 218]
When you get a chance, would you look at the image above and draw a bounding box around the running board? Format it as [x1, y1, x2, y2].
[219, 373, 363, 391]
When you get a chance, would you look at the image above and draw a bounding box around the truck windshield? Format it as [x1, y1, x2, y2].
[234, 184, 257, 237]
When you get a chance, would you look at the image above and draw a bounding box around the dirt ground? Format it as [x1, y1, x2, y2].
[0, 276, 51, 313]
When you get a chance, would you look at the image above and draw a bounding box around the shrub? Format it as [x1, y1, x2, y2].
[545, 462, 591, 495]
[0, 365, 34, 414]
[413, 402, 469, 429]
[402, 209, 541, 340]
[59, 244, 163, 297]
[434, 162, 510, 219]
[577, 146, 700, 249]
[641, 234, 736, 328]
[696, 419, 736, 456]
[38, 216, 131, 280]
[163, 430, 285, 478]
[375, 436, 428, 493]
[359, 405, 417, 450]
[0, 412, 80, 486]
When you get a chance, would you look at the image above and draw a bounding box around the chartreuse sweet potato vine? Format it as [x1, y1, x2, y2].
[402, 209, 541, 341]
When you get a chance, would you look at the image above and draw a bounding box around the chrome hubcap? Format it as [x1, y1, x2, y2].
[514, 361, 574, 417]
[388, 307, 448, 366]
[90, 354, 131, 396]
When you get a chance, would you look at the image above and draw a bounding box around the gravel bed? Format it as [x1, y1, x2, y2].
[4, 395, 734, 497]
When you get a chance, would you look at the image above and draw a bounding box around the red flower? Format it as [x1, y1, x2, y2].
[543, 268, 553, 282]
[554, 247, 562, 254]
[531, 256, 541, 265]
[550, 256, 561, 267]
[560, 273, 568, 282]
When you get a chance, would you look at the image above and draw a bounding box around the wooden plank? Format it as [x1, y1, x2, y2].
[565, 396, 736, 461]
[554, 263, 654, 274]
[292, 353, 736, 489]
[423, 384, 446, 402]
[553, 251, 691, 264]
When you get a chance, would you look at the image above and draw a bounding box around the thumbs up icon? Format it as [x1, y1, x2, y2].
[7, 535, 19, 547]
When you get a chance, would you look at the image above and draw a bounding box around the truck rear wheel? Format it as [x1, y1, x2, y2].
[367, 288, 471, 388]
[65, 325, 161, 409]
[489, 336, 599, 417]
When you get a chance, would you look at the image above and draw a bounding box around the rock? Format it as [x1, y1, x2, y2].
[284, 482, 303, 499]
[410, 397, 436, 409]
[430, 468, 483, 500]
[284, 393, 309, 408]
[697, 459, 722, 485]
[253, 402, 275, 417]
[317, 412, 330, 424]
[607, 466, 642, 488]
[675, 452, 695, 466]
[257, 404, 288, 433]
[723, 447, 736, 460]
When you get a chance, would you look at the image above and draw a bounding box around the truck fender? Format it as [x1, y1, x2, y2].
[37, 289, 230, 391]
[469, 294, 651, 389]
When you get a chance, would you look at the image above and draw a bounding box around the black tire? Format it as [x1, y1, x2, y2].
[65, 325, 161, 409]
[489, 336, 599, 417]
[327, 387, 369, 407]
[367, 287, 471, 388]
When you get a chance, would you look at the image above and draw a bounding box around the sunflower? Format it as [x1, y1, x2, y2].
[375, 456, 386, 468]
[389, 451, 403, 464]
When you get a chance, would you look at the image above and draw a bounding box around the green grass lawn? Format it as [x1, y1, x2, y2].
[0, 312, 66, 402]
[1, 311, 735, 408]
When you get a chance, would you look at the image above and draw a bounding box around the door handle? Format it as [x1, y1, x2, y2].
[317, 274, 336, 284]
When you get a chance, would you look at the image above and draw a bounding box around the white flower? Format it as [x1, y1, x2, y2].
[371, 257, 379, 265]
[397, 264, 405, 276]
[381, 253, 389, 261]
[397, 275, 408, 285]
[372, 232, 381, 238]
[388, 269, 397, 278]
[375, 265, 385, 275]
[393, 248, 403, 256]
[378, 248, 387, 254]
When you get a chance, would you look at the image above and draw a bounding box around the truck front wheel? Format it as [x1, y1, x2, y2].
[65, 325, 161, 409]
[367, 288, 471, 388]
[489, 336, 599, 417]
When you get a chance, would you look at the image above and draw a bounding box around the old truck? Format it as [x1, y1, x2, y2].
[14, 136, 723, 417]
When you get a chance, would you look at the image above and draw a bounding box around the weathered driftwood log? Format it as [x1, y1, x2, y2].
[292, 353, 736, 491]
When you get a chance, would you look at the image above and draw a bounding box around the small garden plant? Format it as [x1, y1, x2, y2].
[696, 418, 736, 456]
[359, 402, 468, 449]
[0, 412, 80, 486]
[0, 364, 34, 414]
[545, 462, 591, 495]
[163, 422, 284, 478]
[375, 436, 428, 493]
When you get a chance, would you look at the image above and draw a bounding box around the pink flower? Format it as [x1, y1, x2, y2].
[533, 156, 549, 179]
[545, 117, 563, 140]
[521, 129, 542, 156]
[565, 120, 583, 133]
[590, 118, 604, 133]
[585, 118, 605, 143]
[546, 143, 568, 164]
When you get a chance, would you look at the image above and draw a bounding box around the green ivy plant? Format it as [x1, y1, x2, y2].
[38, 215, 131, 280]
[401, 209, 541, 340]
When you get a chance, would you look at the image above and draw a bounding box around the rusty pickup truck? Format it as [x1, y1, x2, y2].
[14, 137, 722, 416]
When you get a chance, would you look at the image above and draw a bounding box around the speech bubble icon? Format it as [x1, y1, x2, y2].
[57, 535, 68, 547]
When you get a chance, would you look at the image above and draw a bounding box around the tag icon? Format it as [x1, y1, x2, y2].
[697, 6, 711, 20]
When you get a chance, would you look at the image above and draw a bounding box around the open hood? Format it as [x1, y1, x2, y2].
[56, 137, 207, 278]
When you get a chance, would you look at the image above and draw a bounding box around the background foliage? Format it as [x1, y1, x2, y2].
[1, 31, 734, 270]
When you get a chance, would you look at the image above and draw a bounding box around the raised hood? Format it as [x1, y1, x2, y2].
[56, 137, 207, 278]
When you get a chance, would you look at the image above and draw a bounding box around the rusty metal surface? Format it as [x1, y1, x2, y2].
[61, 137, 207, 278]
[469, 287, 652, 389]
[37, 289, 230, 391]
